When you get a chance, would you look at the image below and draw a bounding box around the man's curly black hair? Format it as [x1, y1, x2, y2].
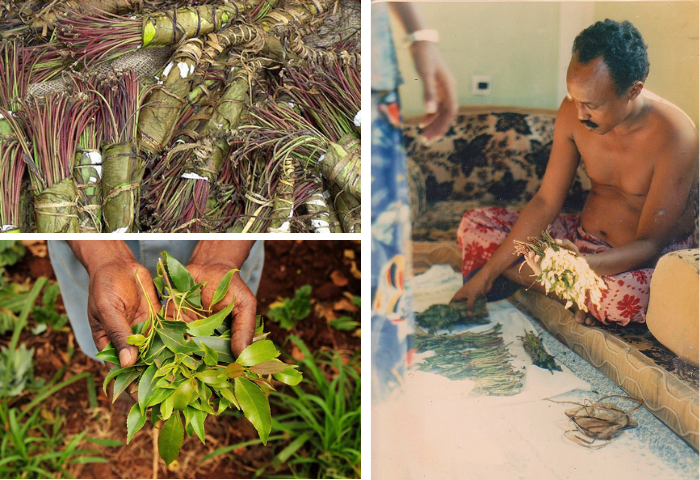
[572, 19, 650, 96]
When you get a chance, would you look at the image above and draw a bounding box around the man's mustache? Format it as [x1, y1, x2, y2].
[581, 120, 598, 129]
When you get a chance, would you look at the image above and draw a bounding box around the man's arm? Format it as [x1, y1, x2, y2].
[389, 3, 457, 142]
[452, 98, 581, 307]
[585, 119, 699, 276]
[67, 241, 160, 367]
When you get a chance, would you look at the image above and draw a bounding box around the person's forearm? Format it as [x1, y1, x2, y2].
[481, 197, 561, 282]
[389, 3, 427, 34]
[188, 241, 255, 269]
[66, 241, 135, 276]
[585, 239, 660, 277]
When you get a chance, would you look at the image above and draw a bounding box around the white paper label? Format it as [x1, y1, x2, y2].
[181, 172, 209, 182]
[318, 154, 325, 163]
[1, 225, 18, 232]
[113, 227, 128, 233]
[354, 110, 362, 127]
[88, 176, 97, 183]
[177, 62, 191, 78]
[87, 151, 102, 178]
[162, 62, 174, 78]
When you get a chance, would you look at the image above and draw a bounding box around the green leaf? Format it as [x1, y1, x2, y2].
[236, 340, 280, 367]
[142, 336, 169, 364]
[137, 363, 158, 413]
[160, 320, 188, 333]
[273, 368, 303, 386]
[218, 387, 239, 410]
[201, 343, 219, 366]
[187, 301, 235, 337]
[112, 369, 141, 402]
[126, 334, 146, 346]
[195, 369, 228, 386]
[159, 328, 199, 355]
[126, 404, 146, 444]
[329, 316, 360, 331]
[95, 344, 120, 365]
[153, 276, 165, 296]
[158, 412, 184, 465]
[193, 336, 234, 363]
[173, 378, 197, 411]
[161, 392, 175, 420]
[161, 251, 194, 292]
[211, 269, 238, 307]
[216, 397, 232, 415]
[249, 361, 296, 375]
[234, 377, 271, 445]
[103, 365, 134, 395]
[190, 408, 206, 445]
[176, 353, 202, 371]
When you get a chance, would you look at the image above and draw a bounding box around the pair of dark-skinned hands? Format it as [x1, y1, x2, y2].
[69, 241, 257, 398]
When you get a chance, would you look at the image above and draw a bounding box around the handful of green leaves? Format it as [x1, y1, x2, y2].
[96, 251, 302, 465]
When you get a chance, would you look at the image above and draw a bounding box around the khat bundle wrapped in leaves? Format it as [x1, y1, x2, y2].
[514, 227, 608, 311]
[5, 94, 96, 233]
[96, 72, 147, 233]
[415, 298, 489, 335]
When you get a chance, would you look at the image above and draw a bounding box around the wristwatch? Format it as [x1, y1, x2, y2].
[405, 29, 439, 47]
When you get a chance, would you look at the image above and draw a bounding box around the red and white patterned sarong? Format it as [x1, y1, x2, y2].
[457, 206, 696, 326]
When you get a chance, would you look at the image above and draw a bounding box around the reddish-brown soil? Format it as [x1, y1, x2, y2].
[1, 240, 361, 479]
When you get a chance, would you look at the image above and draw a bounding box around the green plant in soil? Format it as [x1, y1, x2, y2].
[267, 285, 312, 330]
[0, 240, 25, 280]
[96, 250, 302, 465]
[202, 336, 361, 479]
[0, 274, 111, 477]
[329, 295, 361, 332]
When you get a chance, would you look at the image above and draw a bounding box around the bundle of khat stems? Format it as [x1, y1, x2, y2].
[514, 227, 607, 312]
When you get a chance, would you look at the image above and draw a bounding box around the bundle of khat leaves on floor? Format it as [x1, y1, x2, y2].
[519, 330, 561, 374]
[415, 298, 489, 334]
[5, 94, 96, 232]
[514, 227, 608, 311]
[95, 71, 148, 232]
[96, 250, 301, 465]
[414, 324, 523, 396]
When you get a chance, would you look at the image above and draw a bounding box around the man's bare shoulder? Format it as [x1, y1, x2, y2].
[642, 90, 698, 149]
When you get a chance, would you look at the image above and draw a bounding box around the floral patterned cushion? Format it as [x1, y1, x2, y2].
[406, 156, 427, 223]
[412, 199, 527, 243]
[402, 108, 591, 213]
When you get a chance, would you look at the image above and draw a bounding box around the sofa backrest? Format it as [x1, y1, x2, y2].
[402, 106, 591, 213]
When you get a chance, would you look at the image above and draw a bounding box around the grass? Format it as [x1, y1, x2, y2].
[267, 336, 361, 478]
[0, 259, 113, 477]
[200, 336, 361, 479]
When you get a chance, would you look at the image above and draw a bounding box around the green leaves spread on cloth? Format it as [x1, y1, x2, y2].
[415, 298, 489, 334]
[413, 324, 524, 396]
[97, 250, 301, 465]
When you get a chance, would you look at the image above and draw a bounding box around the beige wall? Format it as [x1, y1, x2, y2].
[593, 2, 699, 126]
[391, 3, 562, 114]
[392, 1, 699, 126]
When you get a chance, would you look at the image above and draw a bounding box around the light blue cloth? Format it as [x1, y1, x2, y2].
[48, 240, 264, 360]
[371, 2, 402, 92]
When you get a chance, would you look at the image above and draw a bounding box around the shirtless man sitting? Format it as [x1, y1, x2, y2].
[452, 19, 698, 326]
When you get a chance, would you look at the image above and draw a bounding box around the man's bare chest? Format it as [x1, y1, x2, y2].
[576, 137, 655, 197]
